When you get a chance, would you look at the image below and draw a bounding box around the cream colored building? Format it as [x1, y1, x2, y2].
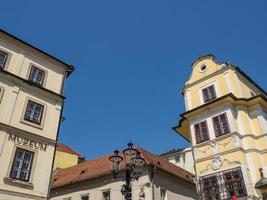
[0, 29, 74, 199]
[173, 55, 267, 199]
[50, 147, 197, 200]
[160, 147, 195, 174]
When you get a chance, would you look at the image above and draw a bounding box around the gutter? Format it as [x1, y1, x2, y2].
[46, 100, 65, 200]
[0, 28, 75, 75]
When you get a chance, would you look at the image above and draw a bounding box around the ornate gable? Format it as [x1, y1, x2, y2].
[187, 54, 224, 85]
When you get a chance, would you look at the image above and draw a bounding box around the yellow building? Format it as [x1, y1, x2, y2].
[53, 143, 85, 169]
[173, 55, 267, 199]
[0, 29, 74, 199]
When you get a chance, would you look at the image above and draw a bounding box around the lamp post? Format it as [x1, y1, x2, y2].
[109, 142, 145, 200]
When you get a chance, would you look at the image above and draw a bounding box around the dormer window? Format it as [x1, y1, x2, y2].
[202, 85, 217, 103]
[28, 65, 45, 86]
[0, 50, 8, 69]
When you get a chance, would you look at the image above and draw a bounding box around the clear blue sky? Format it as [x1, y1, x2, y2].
[1, 1, 267, 159]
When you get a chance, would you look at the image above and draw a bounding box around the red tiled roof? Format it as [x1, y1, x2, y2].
[52, 147, 194, 189]
[57, 144, 85, 159]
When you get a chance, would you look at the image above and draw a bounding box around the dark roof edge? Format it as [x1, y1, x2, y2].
[182, 93, 266, 117]
[172, 126, 191, 142]
[0, 68, 65, 99]
[234, 66, 267, 96]
[173, 93, 267, 139]
[0, 28, 75, 76]
[191, 54, 216, 67]
[159, 148, 186, 157]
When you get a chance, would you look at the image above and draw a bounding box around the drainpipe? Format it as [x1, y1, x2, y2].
[191, 146, 200, 199]
[150, 166, 156, 200]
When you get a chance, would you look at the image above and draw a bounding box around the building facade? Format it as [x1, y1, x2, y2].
[54, 143, 85, 170]
[160, 147, 195, 174]
[50, 147, 197, 200]
[173, 55, 267, 199]
[0, 29, 74, 199]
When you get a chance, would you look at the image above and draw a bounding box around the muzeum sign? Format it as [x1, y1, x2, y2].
[8, 133, 48, 151]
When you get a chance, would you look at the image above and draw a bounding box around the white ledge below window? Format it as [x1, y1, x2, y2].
[3, 177, 33, 189]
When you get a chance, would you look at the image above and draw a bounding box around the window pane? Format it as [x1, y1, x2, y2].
[194, 124, 201, 143]
[200, 121, 209, 141]
[200, 167, 247, 200]
[202, 88, 209, 103]
[102, 191, 110, 200]
[195, 121, 209, 144]
[28, 66, 45, 86]
[219, 114, 230, 134]
[81, 196, 89, 200]
[0, 50, 8, 69]
[24, 100, 44, 124]
[10, 148, 34, 181]
[202, 85, 217, 103]
[213, 116, 222, 136]
[208, 85, 216, 100]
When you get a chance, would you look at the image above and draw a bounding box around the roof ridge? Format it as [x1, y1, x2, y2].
[52, 147, 194, 189]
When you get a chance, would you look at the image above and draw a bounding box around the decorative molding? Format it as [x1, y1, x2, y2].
[199, 157, 241, 176]
[197, 146, 211, 154]
[209, 141, 216, 148]
[216, 138, 232, 147]
[196, 147, 267, 163]
[193, 132, 267, 148]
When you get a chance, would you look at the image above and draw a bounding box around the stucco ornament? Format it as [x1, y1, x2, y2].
[139, 186, 145, 200]
[231, 134, 239, 144]
[209, 141, 216, 148]
[211, 156, 223, 171]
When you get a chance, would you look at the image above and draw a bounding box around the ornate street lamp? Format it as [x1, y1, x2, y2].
[109, 142, 145, 200]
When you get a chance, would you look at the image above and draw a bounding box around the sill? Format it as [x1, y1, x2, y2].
[28, 80, 44, 87]
[20, 119, 43, 130]
[215, 132, 230, 139]
[203, 98, 217, 104]
[194, 132, 233, 147]
[3, 177, 33, 189]
[196, 140, 209, 145]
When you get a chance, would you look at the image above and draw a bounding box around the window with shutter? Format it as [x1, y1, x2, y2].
[202, 85, 217, 103]
[212, 113, 230, 137]
[194, 121, 209, 144]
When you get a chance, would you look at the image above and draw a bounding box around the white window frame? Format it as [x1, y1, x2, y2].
[198, 81, 219, 105]
[27, 64, 47, 86]
[21, 98, 47, 129]
[6, 145, 38, 185]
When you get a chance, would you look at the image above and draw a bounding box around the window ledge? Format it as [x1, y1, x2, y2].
[194, 132, 232, 147]
[3, 177, 33, 189]
[20, 119, 44, 130]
